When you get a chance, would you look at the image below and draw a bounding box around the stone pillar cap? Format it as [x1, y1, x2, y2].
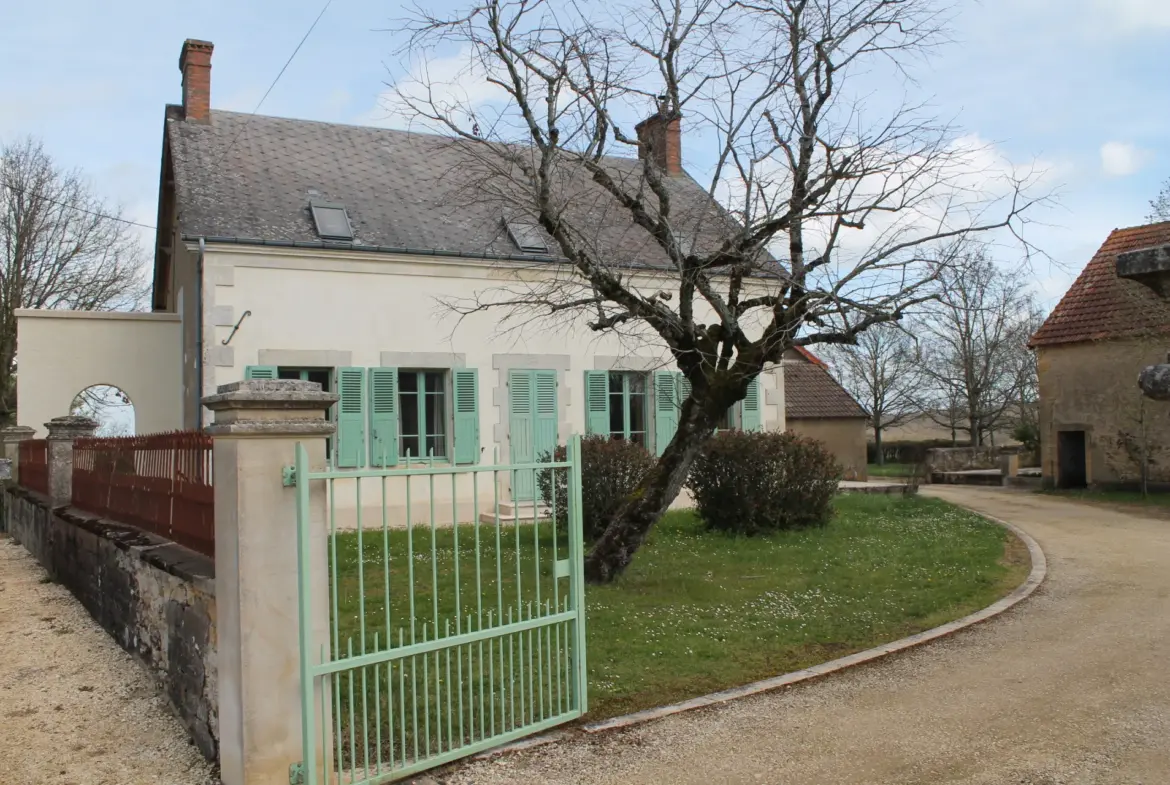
[0, 425, 37, 443]
[44, 415, 99, 439]
[203, 380, 338, 437]
[202, 379, 339, 411]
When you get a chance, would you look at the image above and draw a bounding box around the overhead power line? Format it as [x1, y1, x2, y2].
[0, 180, 157, 231]
[212, 0, 336, 167]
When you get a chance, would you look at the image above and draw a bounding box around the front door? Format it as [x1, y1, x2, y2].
[1057, 430, 1087, 488]
[508, 369, 558, 501]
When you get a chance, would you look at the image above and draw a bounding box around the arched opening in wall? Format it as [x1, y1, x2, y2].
[70, 385, 136, 437]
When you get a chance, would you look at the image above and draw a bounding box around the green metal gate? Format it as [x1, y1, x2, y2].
[291, 436, 588, 784]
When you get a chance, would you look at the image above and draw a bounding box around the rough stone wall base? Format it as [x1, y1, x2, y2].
[2, 486, 218, 761]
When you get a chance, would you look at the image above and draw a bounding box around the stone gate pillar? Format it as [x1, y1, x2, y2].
[0, 425, 37, 484]
[202, 379, 337, 785]
[45, 416, 98, 507]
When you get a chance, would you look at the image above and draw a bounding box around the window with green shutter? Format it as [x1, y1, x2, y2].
[586, 371, 649, 447]
[534, 369, 558, 457]
[276, 367, 334, 456]
[368, 367, 399, 467]
[583, 370, 609, 436]
[653, 371, 678, 456]
[244, 365, 277, 380]
[335, 367, 366, 468]
[452, 369, 479, 464]
[741, 376, 763, 432]
[398, 370, 447, 460]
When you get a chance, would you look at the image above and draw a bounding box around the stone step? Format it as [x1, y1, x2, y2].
[478, 502, 551, 524]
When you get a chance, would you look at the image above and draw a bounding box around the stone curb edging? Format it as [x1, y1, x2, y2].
[472, 511, 1046, 760]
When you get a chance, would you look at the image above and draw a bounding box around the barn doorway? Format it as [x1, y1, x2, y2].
[1057, 430, 1087, 489]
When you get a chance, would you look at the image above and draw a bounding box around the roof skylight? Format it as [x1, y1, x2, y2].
[506, 221, 549, 254]
[310, 201, 354, 241]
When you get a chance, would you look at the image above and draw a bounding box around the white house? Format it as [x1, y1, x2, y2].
[18, 38, 802, 524]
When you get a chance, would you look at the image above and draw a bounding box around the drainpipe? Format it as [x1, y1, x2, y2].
[196, 237, 206, 429]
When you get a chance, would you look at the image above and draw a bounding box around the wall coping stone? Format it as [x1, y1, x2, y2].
[10, 486, 215, 592]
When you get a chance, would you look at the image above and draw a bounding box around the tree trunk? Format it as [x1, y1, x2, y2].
[584, 403, 716, 584]
[874, 426, 884, 465]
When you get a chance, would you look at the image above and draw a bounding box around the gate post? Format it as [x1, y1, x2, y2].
[45, 415, 98, 507]
[0, 425, 36, 484]
[203, 380, 338, 785]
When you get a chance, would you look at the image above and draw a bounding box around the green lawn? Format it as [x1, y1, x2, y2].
[867, 462, 917, 477]
[322, 495, 1026, 771]
[1040, 488, 1170, 509]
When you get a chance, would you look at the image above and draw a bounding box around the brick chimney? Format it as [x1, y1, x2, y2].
[179, 39, 214, 123]
[635, 107, 682, 177]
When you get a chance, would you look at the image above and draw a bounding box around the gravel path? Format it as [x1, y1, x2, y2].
[445, 487, 1170, 784]
[0, 537, 217, 785]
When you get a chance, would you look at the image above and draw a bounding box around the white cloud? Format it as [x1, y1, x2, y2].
[1100, 141, 1150, 177]
[1092, 0, 1170, 30]
[363, 47, 507, 132]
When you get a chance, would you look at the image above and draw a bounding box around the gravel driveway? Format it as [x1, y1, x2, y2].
[0, 537, 216, 785]
[446, 487, 1170, 784]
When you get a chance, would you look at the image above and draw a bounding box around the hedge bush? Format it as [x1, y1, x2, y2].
[688, 430, 841, 535]
[538, 436, 655, 541]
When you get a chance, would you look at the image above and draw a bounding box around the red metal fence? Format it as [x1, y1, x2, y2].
[72, 431, 214, 558]
[18, 439, 49, 495]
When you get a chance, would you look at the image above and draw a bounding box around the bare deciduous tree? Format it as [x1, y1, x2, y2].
[0, 137, 147, 423]
[822, 324, 923, 464]
[1148, 177, 1170, 224]
[917, 249, 1038, 446]
[393, 0, 1046, 581]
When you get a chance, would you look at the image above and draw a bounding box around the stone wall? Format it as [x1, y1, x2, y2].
[1037, 338, 1170, 488]
[1, 486, 218, 760]
[924, 446, 1000, 474]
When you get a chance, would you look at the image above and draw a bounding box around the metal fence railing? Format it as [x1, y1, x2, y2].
[72, 431, 214, 558]
[18, 439, 49, 495]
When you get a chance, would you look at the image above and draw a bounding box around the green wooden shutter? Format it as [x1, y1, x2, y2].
[452, 368, 479, 465]
[584, 371, 610, 436]
[336, 367, 366, 468]
[368, 368, 399, 467]
[673, 376, 687, 409]
[534, 370, 558, 459]
[245, 365, 277, 380]
[741, 376, 762, 432]
[509, 371, 536, 499]
[654, 371, 679, 457]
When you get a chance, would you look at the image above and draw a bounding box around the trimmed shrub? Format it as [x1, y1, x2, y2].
[688, 430, 842, 535]
[538, 436, 656, 541]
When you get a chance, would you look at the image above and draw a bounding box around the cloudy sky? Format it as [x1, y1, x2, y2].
[3, 0, 1168, 309]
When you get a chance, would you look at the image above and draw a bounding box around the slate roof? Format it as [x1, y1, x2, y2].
[784, 354, 867, 420]
[164, 107, 745, 269]
[1029, 222, 1170, 348]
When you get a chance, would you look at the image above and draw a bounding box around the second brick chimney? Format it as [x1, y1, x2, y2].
[179, 39, 214, 123]
[635, 109, 682, 177]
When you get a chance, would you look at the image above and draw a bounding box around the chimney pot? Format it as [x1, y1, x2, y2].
[635, 111, 682, 176]
[179, 39, 214, 123]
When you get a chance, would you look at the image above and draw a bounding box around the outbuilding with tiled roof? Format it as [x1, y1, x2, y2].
[782, 349, 869, 480]
[1031, 221, 1170, 490]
